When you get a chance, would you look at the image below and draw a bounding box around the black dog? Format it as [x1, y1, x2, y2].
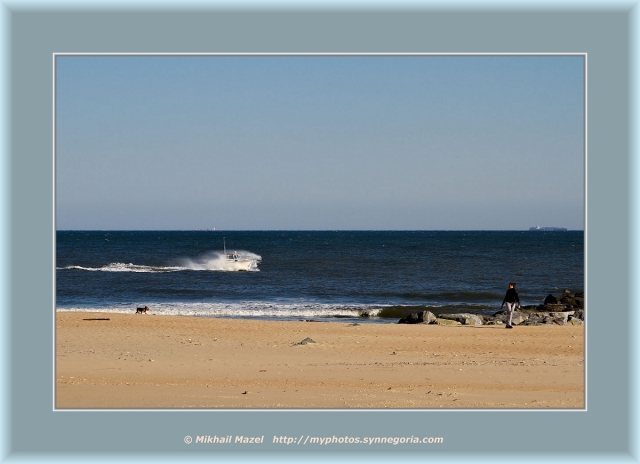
[136, 305, 150, 314]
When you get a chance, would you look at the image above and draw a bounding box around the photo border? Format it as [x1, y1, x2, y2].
[53, 51, 587, 415]
[3, 2, 637, 462]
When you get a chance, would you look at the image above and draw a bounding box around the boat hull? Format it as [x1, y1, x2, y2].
[225, 259, 256, 271]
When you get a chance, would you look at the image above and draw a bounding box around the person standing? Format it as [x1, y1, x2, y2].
[501, 282, 520, 329]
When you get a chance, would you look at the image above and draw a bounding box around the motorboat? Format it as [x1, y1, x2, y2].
[223, 238, 259, 271]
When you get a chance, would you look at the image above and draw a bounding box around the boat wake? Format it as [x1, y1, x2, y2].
[177, 251, 261, 271]
[57, 263, 186, 273]
[57, 251, 262, 273]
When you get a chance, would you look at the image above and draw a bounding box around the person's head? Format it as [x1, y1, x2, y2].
[509, 282, 516, 288]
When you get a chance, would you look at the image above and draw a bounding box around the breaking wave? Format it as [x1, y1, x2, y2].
[56, 302, 382, 320]
[55, 301, 497, 321]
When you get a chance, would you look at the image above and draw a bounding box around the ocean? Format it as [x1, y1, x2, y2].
[56, 231, 584, 324]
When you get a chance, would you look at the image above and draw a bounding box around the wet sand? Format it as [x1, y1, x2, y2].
[56, 312, 584, 409]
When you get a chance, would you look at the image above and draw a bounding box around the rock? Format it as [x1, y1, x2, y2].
[558, 294, 578, 306]
[522, 312, 544, 325]
[524, 311, 573, 325]
[437, 313, 483, 326]
[435, 318, 461, 326]
[550, 311, 573, 324]
[512, 312, 530, 325]
[559, 297, 576, 306]
[567, 309, 584, 325]
[398, 311, 437, 324]
[297, 337, 316, 345]
[493, 311, 529, 325]
[542, 290, 583, 310]
[544, 303, 570, 312]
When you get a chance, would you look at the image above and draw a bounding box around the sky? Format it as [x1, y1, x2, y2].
[55, 55, 584, 230]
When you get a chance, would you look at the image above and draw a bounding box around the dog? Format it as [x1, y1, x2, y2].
[136, 305, 150, 314]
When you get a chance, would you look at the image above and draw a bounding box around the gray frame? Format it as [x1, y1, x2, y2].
[2, 3, 635, 462]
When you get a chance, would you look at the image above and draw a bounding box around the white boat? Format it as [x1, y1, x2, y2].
[223, 238, 258, 271]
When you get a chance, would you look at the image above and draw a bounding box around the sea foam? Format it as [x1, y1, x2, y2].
[56, 301, 383, 320]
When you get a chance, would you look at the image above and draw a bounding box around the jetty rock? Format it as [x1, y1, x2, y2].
[558, 290, 583, 307]
[437, 313, 483, 326]
[571, 309, 584, 320]
[491, 311, 529, 326]
[540, 303, 571, 312]
[538, 289, 584, 312]
[567, 309, 584, 325]
[398, 311, 437, 324]
[521, 311, 574, 326]
[396, 289, 584, 327]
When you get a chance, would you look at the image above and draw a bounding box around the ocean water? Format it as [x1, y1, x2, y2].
[56, 231, 584, 323]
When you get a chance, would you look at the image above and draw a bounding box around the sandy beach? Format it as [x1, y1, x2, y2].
[56, 312, 584, 409]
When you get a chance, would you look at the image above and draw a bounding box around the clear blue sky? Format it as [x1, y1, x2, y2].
[55, 55, 584, 230]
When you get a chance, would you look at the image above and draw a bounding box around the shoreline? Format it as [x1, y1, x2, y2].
[55, 308, 387, 324]
[55, 302, 585, 326]
[56, 312, 584, 409]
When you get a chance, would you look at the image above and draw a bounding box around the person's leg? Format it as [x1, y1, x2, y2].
[506, 302, 514, 326]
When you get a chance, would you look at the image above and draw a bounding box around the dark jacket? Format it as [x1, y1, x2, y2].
[502, 288, 520, 305]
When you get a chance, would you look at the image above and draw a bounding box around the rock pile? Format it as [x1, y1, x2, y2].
[397, 289, 584, 326]
[536, 289, 584, 312]
[398, 311, 437, 325]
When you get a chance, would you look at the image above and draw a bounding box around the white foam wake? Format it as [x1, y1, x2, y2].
[57, 263, 187, 273]
[177, 251, 261, 271]
[57, 250, 262, 272]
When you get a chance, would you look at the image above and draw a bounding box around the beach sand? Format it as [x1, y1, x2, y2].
[56, 312, 584, 409]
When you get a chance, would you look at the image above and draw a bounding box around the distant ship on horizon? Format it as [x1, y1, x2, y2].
[529, 226, 568, 231]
